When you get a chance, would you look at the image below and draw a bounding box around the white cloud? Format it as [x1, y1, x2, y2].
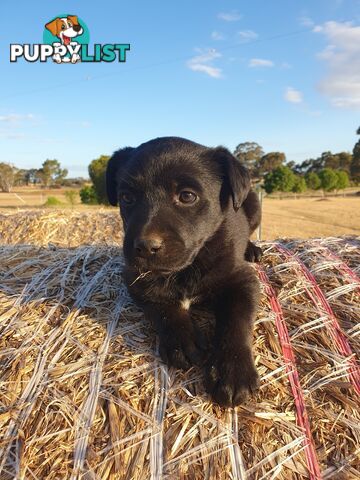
[284, 87, 303, 103]
[315, 21, 360, 109]
[0, 113, 34, 123]
[218, 11, 242, 22]
[249, 58, 274, 68]
[237, 30, 258, 42]
[211, 31, 224, 41]
[313, 25, 322, 33]
[299, 16, 315, 28]
[0, 131, 26, 140]
[187, 49, 222, 78]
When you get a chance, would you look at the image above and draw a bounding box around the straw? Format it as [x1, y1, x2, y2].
[0, 210, 359, 479]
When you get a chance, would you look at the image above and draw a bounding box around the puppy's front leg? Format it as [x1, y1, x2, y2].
[245, 241, 263, 263]
[143, 304, 205, 370]
[206, 266, 260, 407]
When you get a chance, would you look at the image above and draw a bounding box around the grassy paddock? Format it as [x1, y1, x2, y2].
[0, 186, 83, 208]
[261, 197, 360, 239]
[1, 196, 359, 240]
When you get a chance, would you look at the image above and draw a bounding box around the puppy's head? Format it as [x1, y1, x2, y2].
[106, 137, 250, 273]
[45, 15, 83, 45]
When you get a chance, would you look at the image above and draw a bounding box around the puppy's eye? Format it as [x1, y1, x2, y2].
[120, 192, 136, 205]
[61, 24, 65, 30]
[68, 22, 72, 27]
[178, 191, 197, 204]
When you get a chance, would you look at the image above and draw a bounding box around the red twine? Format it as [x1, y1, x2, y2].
[275, 243, 360, 396]
[257, 265, 322, 480]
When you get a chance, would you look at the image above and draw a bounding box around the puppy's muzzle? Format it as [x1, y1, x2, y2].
[134, 235, 163, 259]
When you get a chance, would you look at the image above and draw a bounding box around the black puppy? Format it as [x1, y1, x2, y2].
[106, 137, 262, 407]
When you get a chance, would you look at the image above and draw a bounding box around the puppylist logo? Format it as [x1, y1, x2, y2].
[10, 14, 130, 64]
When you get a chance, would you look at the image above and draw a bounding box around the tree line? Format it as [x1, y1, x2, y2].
[0, 159, 86, 192]
[81, 127, 360, 204]
[233, 127, 360, 194]
[1, 127, 359, 201]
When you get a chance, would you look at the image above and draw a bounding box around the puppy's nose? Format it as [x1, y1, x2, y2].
[73, 24, 82, 32]
[134, 236, 163, 257]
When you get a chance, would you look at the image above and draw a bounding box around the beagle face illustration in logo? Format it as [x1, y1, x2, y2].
[45, 15, 84, 63]
[10, 15, 130, 64]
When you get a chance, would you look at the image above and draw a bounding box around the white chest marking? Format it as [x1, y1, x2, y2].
[180, 298, 192, 311]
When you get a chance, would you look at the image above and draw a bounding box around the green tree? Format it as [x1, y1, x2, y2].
[80, 185, 98, 204]
[38, 159, 68, 187]
[14, 169, 27, 186]
[335, 170, 349, 193]
[256, 152, 286, 178]
[297, 151, 352, 176]
[23, 169, 41, 185]
[321, 151, 352, 173]
[305, 171, 321, 190]
[319, 168, 338, 194]
[233, 142, 264, 177]
[336, 152, 352, 174]
[88, 155, 110, 204]
[286, 160, 296, 171]
[296, 157, 321, 175]
[292, 176, 307, 194]
[263, 166, 296, 194]
[321, 151, 337, 170]
[351, 126, 360, 183]
[0, 163, 16, 192]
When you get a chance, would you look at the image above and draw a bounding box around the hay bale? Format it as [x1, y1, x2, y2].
[0, 212, 359, 479]
[0, 210, 123, 247]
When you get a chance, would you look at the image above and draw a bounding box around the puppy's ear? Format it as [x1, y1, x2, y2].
[213, 147, 251, 211]
[106, 147, 134, 206]
[45, 18, 61, 36]
[67, 15, 80, 26]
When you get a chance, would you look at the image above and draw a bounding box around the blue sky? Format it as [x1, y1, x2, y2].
[1, 0, 360, 177]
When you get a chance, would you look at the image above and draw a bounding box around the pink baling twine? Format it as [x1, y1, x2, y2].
[275, 243, 360, 396]
[257, 265, 322, 480]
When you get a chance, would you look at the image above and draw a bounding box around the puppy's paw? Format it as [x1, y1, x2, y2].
[158, 325, 206, 371]
[205, 348, 259, 407]
[245, 242, 263, 263]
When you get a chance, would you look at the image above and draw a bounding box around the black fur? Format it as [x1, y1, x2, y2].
[106, 137, 262, 407]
